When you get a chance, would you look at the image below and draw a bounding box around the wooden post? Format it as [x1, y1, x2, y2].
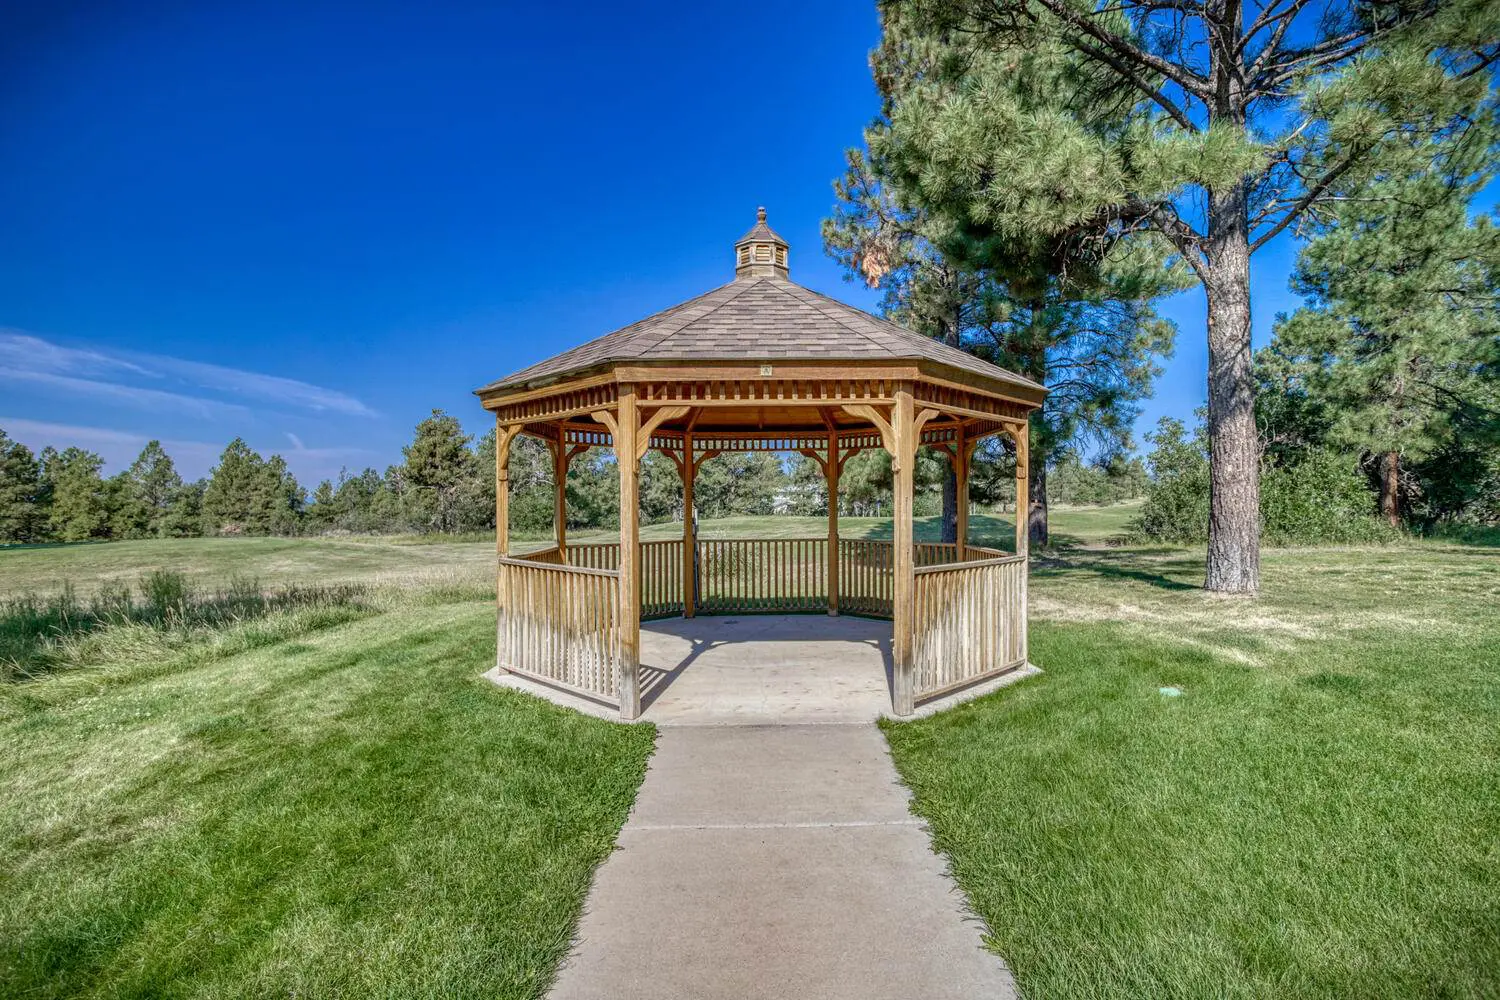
[891, 386, 916, 716]
[955, 424, 969, 562]
[552, 426, 568, 555]
[494, 417, 519, 674]
[1014, 419, 1030, 665]
[616, 385, 642, 720]
[1014, 422, 1029, 559]
[826, 425, 840, 616]
[682, 428, 696, 619]
[495, 418, 511, 558]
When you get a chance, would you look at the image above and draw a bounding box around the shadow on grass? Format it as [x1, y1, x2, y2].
[1033, 550, 1201, 592]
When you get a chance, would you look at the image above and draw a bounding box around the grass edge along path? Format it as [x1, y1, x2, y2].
[0, 599, 656, 999]
[881, 616, 1500, 1000]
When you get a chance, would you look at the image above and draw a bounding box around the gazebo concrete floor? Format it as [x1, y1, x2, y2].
[487, 614, 1039, 725]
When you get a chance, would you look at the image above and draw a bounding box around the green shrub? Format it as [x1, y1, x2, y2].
[1132, 419, 1211, 543]
[1132, 418, 1394, 546]
[1261, 450, 1395, 545]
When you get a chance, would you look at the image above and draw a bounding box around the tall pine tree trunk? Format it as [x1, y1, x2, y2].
[1380, 451, 1401, 527]
[1203, 180, 1261, 594]
[1028, 461, 1048, 548]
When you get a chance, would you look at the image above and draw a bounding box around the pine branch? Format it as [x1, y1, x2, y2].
[1005, 0, 1213, 98]
[1070, 36, 1200, 129]
[1249, 146, 1365, 252]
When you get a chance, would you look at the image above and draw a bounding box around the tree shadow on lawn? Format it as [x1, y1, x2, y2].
[1033, 550, 1202, 592]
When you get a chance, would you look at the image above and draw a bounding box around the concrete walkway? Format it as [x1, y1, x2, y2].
[549, 725, 1017, 999]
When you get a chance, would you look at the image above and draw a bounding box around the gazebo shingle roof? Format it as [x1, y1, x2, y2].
[478, 275, 1045, 395]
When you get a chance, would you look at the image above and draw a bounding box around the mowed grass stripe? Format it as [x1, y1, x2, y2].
[0, 601, 655, 999]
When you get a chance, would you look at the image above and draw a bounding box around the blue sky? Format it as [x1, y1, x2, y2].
[0, 1, 1304, 484]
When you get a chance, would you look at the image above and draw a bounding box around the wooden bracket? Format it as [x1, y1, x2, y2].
[495, 423, 523, 468]
[841, 404, 895, 457]
[636, 405, 691, 461]
[797, 447, 829, 476]
[589, 409, 619, 442]
[913, 407, 940, 444]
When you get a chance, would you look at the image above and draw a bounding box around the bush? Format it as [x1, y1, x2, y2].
[1132, 419, 1210, 543]
[1132, 418, 1394, 546]
[1260, 451, 1395, 545]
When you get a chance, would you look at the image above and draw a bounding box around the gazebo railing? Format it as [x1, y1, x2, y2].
[502, 536, 1029, 712]
[517, 537, 1015, 622]
[698, 538, 828, 614]
[498, 554, 621, 704]
[912, 553, 1027, 701]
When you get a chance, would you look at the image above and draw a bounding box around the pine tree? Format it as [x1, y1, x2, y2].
[112, 441, 185, 539]
[0, 429, 44, 543]
[160, 480, 205, 538]
[1274, 156, 1500, 525]
[825, 148, 1179, 545]
[261, 455, 305, 535]
[336, 468, 389, 533]
[44, 447, 109, 542]
[401, 410, 476, 533]
[203, 438, 268, 535]
[869, 0, 1496, 592]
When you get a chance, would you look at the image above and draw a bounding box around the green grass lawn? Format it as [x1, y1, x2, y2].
[4, 504, 1497, 998]
[885, 542, 1500, 999]
[0, 591, 654, 998]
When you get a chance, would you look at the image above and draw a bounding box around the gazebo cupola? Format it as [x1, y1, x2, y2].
[734, 206, 789, 279]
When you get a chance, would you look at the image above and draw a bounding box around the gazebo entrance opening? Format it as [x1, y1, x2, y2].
[478, 209, 1046, 720]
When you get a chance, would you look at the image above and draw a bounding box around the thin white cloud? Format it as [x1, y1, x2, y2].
[0, 332, 153, 378]
[0, 329, 377, 419]
[133, 354, 379, 418]
[0, 369, 250, 420]
[0, 418, 224, 477]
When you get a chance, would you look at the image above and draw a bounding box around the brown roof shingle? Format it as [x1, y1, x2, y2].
[476, 276, 1045, 395]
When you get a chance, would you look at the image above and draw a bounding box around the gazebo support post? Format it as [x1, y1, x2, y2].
[493, 418, 520, 673]
[682, 428, 696, 619]
[1014, 422, 1030, 664]
[552, 426, 568, 556]
[954, 424, 969, 561]
[826, 425, 840, 616]
[1014, 424, 1029, 559]
[891, 387, 916, 716]
[616, 386, 642, 720]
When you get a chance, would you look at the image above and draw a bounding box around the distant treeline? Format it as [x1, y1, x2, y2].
[0, 411, 1148, 544]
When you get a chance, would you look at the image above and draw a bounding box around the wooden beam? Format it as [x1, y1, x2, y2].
[1014, 419, 1030, 665]
[615, 386, 641, 720]
[552, 426, 569, 555]
[1014, 422, 1029, 561]
[955, 424, 969, 561]
[494, 418, 522, 678]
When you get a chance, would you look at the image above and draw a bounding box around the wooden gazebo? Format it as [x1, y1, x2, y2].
[477, 210, 1046, 720]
